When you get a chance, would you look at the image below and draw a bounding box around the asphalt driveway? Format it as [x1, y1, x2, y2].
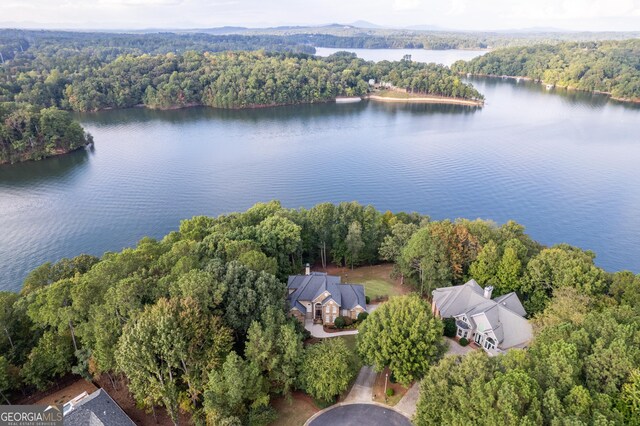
[307, 403, 411, 426]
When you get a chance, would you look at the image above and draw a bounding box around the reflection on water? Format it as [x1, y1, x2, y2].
[1, 73, 640, 292]
[0, 148, 91, 187]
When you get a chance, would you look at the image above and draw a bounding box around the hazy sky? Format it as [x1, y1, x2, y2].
[2, 0, 640, 31]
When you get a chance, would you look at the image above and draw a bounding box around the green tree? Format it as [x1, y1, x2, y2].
[204, 352, 272, 426]
[345, 221, 364, 269]
[495, 246, 522, 295]
[0, 356, 13, 404]
[357, 294, 445, 386]
[115, 297, 233, 423]
[621, 369, 640, 424]
[244, 307, 303, 395]
[21, 331, 73, 390]
[299, 338, 355, 402]
[469, 240, 500, 286]
[521, 245, 608, 313]
[400, 228, 451, 295]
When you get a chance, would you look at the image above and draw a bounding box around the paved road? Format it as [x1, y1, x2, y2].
[395, 383, 419, 418]
[308, 404, 411, 426]
[344, 366, 376, 403]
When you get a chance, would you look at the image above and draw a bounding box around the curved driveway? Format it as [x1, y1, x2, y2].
[307, 403, 412, 426]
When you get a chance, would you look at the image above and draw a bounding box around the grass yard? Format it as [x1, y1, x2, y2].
[322, 264, 410, 299]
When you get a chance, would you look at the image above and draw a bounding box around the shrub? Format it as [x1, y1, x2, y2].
[443, 318, 457, 337]
[334, 316, 346, 329]
[389, 372, 396, 384]
[343, 316, 354, 326]
[357, 312, 369, 322]
[459, 337, 469, 346]
[386, 388, 395, 397]
[365, 295, 371, 304]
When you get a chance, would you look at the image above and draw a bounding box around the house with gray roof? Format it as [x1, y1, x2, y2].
[288, 266, 367, 325]
[431, 279, 532, 355]
[63, 389, 135, 426]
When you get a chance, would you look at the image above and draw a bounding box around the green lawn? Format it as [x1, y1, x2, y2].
[362, 278, 402, 299]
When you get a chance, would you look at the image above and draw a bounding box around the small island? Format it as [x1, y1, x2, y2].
[0, 104, 93, 165]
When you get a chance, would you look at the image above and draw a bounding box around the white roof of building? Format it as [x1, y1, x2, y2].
[432, 280, 532, 350]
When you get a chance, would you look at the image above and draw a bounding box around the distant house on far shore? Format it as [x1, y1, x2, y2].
[431, 279, 532, 355]
[287, 265, 367, 325]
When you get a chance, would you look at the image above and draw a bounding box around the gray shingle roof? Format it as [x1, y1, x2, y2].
[433, 279, 532, 350]
[64, 389, 135, 426]
[288, 273, 366, 313]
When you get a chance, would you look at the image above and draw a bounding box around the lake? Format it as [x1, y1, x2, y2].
[1, 49, 639, 291]
[314, 47, 488, 65]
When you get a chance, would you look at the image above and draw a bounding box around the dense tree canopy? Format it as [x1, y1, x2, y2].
[299, 337, 356, 402]
[0, 103, 92, 164]
[357, 294, 445, 386]
[453, 39, 640, 101]
[415, 285, 640, 425]
[0, 200, 636, 424]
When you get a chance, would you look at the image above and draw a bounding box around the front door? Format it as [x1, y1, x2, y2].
[474, 332, 483, 345]
[315, 304, 322, 320]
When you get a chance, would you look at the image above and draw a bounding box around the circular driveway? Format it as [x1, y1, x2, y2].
[307, 403, 412, 426]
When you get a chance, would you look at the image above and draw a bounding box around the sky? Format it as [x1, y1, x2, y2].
[2, 0, 640, 32]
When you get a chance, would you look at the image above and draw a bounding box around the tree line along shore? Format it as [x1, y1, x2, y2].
[2, 31, 638, 164]
[452, 39, 640, 103]
[0, 200, 638, 424]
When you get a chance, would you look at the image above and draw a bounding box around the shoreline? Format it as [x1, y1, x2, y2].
[465, 73, 640, 104]
[365, 94, 483, 106]
[0, 143, 91, 166]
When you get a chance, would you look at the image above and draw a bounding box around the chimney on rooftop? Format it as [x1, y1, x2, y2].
[484, 286, 493, 299]
[305, 263, 310, 276]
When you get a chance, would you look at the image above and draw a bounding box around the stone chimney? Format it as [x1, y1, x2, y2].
[483, 286, 493, 299]
[305, 263, 310, 275]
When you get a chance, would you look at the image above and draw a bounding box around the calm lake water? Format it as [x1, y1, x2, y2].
[314, 47, 488, 65]
[1, 49, 639, 291]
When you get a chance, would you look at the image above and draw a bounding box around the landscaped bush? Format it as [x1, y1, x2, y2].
[443, 318, 457, 337]
[357, 312, 369, 322]
[459, 337, 469, 346]
[386, 388, 395, 397]
[334, 316, 346, 329]
[389, 372, 396, 384]
[343, 316, 354, 326]
[365, 295, 371, 304]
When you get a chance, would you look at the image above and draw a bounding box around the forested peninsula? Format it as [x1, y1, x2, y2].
[1, 201, 639, 424]
[0, 30, 483, 163]
[453, 39, 640, 102]
[0, 104, 92, 164]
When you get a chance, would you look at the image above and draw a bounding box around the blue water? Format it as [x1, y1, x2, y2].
[1, 51, 639, 292]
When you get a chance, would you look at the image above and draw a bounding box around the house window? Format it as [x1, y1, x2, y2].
[333, 306, 337, 314]
[457, 328, 463, 337]
[484, 337, 496, 351]
[325, 306, 330, 313]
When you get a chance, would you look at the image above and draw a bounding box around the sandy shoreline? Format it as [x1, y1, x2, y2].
[366, 94, 483, 106]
